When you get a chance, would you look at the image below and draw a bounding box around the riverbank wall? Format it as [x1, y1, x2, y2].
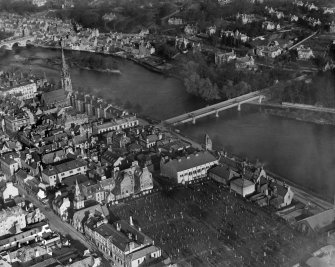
[31, 44, 172, 76]
[249, 102, 335, 126]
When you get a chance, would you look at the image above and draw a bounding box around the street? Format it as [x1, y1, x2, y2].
[17, 184, 94, 251]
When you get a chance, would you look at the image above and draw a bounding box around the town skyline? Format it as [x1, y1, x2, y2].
[0, 0, 334, 266]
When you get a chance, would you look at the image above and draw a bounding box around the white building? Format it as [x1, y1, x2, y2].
[95, 116, 139, 134]
[32, 0, 47, 7]
[215, 50, 236, 65]
[3, 182, 19, 201]
[297, 45, 314, 60]
[41, 159, 88, 187]
[0, 82, 37, 100]
[160, 151, 218, 184]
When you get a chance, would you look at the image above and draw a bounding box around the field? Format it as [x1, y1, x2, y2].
[110, 181, 322, 267]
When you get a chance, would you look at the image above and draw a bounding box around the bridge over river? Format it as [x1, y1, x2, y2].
[165, 90, 267, 126]
[0, 36, 36, 50]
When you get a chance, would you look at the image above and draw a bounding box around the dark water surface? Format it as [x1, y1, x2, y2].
[2, 47, 335, 199]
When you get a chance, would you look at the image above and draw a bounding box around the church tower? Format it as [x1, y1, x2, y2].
[61, 47, 73, 95]
[205, 134, 213, 151]
[73, 179, 85, 210]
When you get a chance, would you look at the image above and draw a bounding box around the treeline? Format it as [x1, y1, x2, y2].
[0, 0, 40, 14]
[181, 52, 290, 102]
[0, 31, 13, 41]
[271, 71, 335, 107]
[54, 1, 155, 33]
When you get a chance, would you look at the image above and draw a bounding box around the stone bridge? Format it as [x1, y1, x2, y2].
[0, 36, 36, 50]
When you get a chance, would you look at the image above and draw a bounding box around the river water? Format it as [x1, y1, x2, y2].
[1, 47, 335, 200]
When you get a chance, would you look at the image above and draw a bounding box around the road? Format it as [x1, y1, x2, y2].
[288, 31, 319, 51]
[17, 184, 94, 251]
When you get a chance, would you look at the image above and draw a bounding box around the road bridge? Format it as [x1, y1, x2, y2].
[0, 36, 36, 50]
[165, 91, 267, 126]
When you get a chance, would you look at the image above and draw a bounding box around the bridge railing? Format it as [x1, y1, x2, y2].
[166, 90, 266, 123]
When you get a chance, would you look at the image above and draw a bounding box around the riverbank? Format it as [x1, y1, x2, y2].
[31, 43, 171, 76]
[159, 120, 333, 212]
[253, 102, 335, 126]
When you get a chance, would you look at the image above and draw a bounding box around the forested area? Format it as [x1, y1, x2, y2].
[181, 53, 291, 102]
[0, 0, 40, 14]
[271, 71, 335, 107]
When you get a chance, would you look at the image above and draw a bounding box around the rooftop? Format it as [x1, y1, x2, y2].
[162, 151, 217, 173]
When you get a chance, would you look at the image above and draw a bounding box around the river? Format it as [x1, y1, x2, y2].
[0, 47, 205, 120]
[1, 47, 335, 200]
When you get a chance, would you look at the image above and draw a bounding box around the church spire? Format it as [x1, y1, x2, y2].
[75, 179, 81, 197]
[74, 179, 84, 210]
[60, 46, 73, 94]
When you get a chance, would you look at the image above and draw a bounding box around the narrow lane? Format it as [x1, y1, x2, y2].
[17, 184, 94, 250]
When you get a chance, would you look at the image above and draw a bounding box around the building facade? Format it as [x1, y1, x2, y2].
[160, 151, 218, 183]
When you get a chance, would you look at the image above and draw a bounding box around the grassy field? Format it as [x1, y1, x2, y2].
[110, 181, 322, 267]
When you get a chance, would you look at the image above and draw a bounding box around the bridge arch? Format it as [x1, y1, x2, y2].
[0, 44, 11, 50]
[12, 42, 20, 49]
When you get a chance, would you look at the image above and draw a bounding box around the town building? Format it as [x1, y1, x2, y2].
[330, 21, 335, 33]
[256, 42, 283, 58]
[270, 184, 294, 208]
[108, 161, 153, 202]
[72, 203, 109, 233]
[32, 0, 47, 7]
[168, 17, 183, 25]
[41, 159, 88, 187]
[160, 151, 218, 184]
[0, 222, 52, 252]
[95, 116, 139, 134]
[215, 50, 236, 65]
[218, 0, 232, 6]
[184, 25, 197, 36]
[208, 165, 239, 185]
[0, 152, 21, 180]
[4, 113, 30, 133]
[2, 182, 19, 201]
[235, 55, 257, 70]
[296, 45, 314, 60]
[0, 81, 37, 100]
[52, 191, 71, 220]
[0, 206, 27, 237]
[106, 219, 162, 267]
[230, 177, 256, 197]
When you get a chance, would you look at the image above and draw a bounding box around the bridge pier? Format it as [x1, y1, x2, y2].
[237, 104, 241, 111]
[258, 96, 265, 104]
[215, 110, 219, 118]
[192, 117, 196, 124]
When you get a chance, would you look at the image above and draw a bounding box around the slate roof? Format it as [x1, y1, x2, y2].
[42, 159, 87, 176]
[162, 151, 217, 173]
[41, 89, 68, 106]
[209, 165, 231, 179]
[109, 220, 152, 251]
[230, 178, 255, 188]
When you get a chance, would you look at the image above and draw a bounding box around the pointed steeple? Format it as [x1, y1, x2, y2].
[205, 134, 212, 151]
[75, 179, 81, 197]
[60, 46, 73, 95]
[74, 179, 84, 210]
